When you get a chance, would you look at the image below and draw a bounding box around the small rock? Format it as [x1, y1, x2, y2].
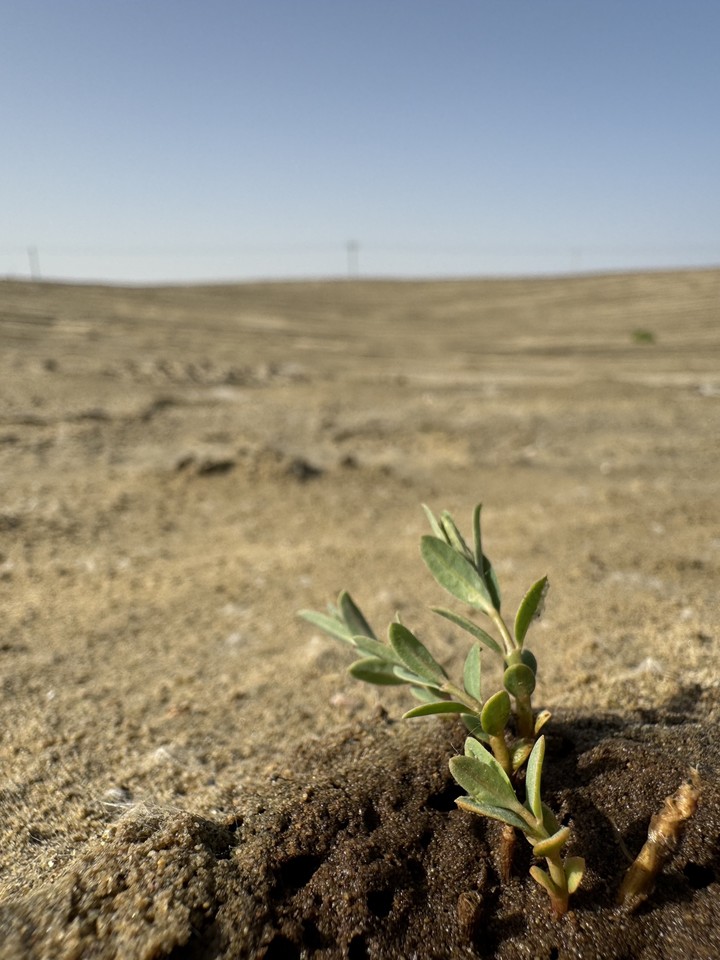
[287, 457, 323, 482]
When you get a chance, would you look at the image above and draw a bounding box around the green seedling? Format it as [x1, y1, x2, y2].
[300, 503, 584, 916]
[451, 735, 584, 917]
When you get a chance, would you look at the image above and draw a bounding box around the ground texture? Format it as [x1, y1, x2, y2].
[1, 272, 719, 958]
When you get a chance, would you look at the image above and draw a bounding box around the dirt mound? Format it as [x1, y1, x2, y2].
[3, 710, 718, 960]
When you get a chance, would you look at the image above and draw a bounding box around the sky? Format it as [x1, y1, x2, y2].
[2, 0, 720, 283]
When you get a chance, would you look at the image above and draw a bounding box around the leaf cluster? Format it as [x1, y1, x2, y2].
[299, 502, 584, 915]
[451, 734, 584, 916]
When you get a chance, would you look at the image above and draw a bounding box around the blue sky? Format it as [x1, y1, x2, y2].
[2, 0, 719, 282]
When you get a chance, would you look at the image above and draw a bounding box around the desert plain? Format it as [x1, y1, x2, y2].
[0, 270, 719, 958]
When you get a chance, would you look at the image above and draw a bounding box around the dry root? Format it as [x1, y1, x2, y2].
[617, 769, 702, 911]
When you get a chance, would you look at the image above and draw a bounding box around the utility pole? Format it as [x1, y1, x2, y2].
[346, 239, 359, 278]
[28, 246, 41, 281]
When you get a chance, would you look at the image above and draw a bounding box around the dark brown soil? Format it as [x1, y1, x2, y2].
[2, 706, 719, 960]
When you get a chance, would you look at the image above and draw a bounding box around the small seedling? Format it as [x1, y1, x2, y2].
[632, 328, 656, 344]
[300, 503, 585, 916]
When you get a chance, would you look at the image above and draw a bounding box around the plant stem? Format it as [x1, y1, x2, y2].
[514, 694, 535, 740]
[490, 610, 516, 655]
[546, 854, 569, 916]
[441, 681, 483, 715]
[489, 733, 512, 777]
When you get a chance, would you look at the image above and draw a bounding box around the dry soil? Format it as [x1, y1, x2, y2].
[0, 271, 719, 958]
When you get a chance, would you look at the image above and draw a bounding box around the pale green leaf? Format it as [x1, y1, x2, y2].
[460, 737, 516, 798]
[542, 803, 560, 835]
[524, 735, 545, 821]
[410, 684, 441, 703]
[532, 826, 570, 859]
[392, 665, 443, 690]
[529, 865, 559, 897]
[471, 504, 502, 608]
[565, 856, 585, 894]
[389, 622, 447, 684]
[480, 690, 511, 737]
[431, 608, 502, 655]
[339, 591, 377, 640]
[462, 714, 489, 742]
[422, 503, 447, 541]
[534, 709, 552, 735]
[348, 658, 406, 685]
[449, 755, 519, 810]
[420, 536, 493, 613]
[439, 511, 475, 564]
[455, 795, 530, 832]
[463, 736, 497, 764]
[511, 741, 534, 772]
[514, 576, 549, 647]
[403, 700, 467, 719]
[472, 503, 484, 572]
[481, 555, 502, 612]
[352, 635, 401, 663]
[520, 648, 538, 675]
[504, 662, 536, 700]
[298, 609, 353, 643]
[463, 643, 483, 701]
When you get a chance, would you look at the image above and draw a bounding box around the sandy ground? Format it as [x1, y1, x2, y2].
[1, 271, 719, 957]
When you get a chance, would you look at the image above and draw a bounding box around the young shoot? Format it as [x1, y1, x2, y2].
[299, 502, 585, 916]
[451, 735, 584, 917]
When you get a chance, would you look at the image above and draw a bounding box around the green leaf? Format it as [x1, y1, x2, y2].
[389, 622, 447, 684]
[298, 609, 353, 643]
[431, 608, 502, 656]
[520, 648, 538, 675]
[472, 503, 484, 572]
[421, 536, 494, 613]
[392, 665, 443, 690]
[410, 684, 441, 703]
[339, 591, 377, 640]
[455, 795, 530, 832]
[511, 741, 534, 772]
[463, 643, 483, 701]
[534, 709, 552, 735]
[529, 865, 560, 897]
[463, 736, 491, 761]
[480, 555, 502, 612]
[532, 826, 571, 859]
[422, 503, 447, 541]
[542, 803, 561, 835]
[480, 690, 511, 737]
[352, 635, 401, 663]
[514, 576, 549, 648]
[460, 737, 517, 801]
[348, 658, 406, 685]
[504, 663, 536, 700]
[565, 857, 585, 894]
[403, 700, 467, 719]
[525, 735, 545, 821]
[449, 755, 519, 811]
[471, 505, 502, 609]
[462, 714, 489, 742]
[439, 511, 475, 564]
